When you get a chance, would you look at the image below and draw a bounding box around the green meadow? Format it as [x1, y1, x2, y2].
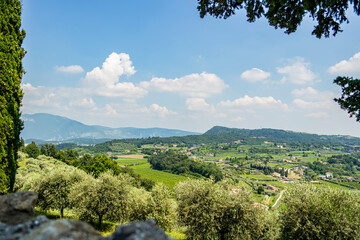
[130, 163, 189, 189]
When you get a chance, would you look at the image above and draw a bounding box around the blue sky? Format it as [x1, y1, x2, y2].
[20, 0, 360, 136]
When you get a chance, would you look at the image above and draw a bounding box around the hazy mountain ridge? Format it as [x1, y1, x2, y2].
[21, 113, 200, 142]
[21, 114, 360, 145]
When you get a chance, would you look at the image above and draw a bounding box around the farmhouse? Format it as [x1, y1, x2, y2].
[325, 172, 333, 178]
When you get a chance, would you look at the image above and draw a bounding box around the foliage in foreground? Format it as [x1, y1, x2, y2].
[280, 184, 360, 240]
[175, 179, 279, 240]
[0, 0, 25, 194]
[197, 0, 360, 38]
[334, 76, 360, 122]
[15, 155, 177, 231]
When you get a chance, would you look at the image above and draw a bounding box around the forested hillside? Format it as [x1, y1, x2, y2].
[205, 126, 360, 144]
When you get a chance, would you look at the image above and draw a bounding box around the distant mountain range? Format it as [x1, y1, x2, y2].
[21, 113, 199, 143]
[21, 113, 360, 146]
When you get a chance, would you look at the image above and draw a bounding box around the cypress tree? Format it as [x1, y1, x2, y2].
[0, 0, 25, 193]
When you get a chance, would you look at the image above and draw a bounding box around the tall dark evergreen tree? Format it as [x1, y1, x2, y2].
[0, 0, 26, 193]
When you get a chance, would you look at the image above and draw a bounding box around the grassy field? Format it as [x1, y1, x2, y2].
[130, 163, 189, 189]
[240, 174, 275, 180]
[116, 158, 148, 166]
[318, 180, 354, 190]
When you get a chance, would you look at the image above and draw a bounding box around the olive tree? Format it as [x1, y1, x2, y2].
[150, 183, 178, 231]
[280, 184, 360, 239]
[70, 171, 131, 229]
[126, 187, 154, 222]
[175, 179, 278, 240]
[35, 168, 87, 218]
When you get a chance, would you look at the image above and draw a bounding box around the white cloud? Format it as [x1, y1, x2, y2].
[293, 99, 334, 110]
[21, 83, 59, 107]
[186, 98, 211, 111]
[82, 52, 147, 98]
[105, 104, 118, 116]
[21, 83, 36, 91]
[292, 87, 336, 111]
[328, 52, 360, 76]
[241, 68, 270, 82]
[291, 87, 318, 97]
[277, 58, 316, 85]
[291, 87, 334, 100]
[69, 98, 96, 108]
[140, 72, 227, 98]
[219, 95, 289, 110]
[149, 104, 177, 117]
[55, 65, 84, 74]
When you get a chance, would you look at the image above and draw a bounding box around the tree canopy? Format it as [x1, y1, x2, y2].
[0, 0, 25, 193]
[281, 184, 360, 239]
[197, 0, 360, 38]
[334, 76, 360, 122]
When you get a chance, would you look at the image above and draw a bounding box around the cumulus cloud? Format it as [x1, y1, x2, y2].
[55, 65, 84, 74]
[277, 58, 316, 85]
[293, 99, 334, 110]
[219, 95, 289, 110]
[149, 104, 177, 117]
[186, 98, 211, 111]
[292, 87, 336, 111]
[241, 68, 271, 82]
[21, 83, 59, 107]
[328, 52, 360, 76]
[82, 52, 147, 98]
[291, 87, 334, 100]
[105, 104, 118, 116]
[140, 72, 227, 98]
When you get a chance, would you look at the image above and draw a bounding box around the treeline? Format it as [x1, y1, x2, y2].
[84, 140, 137, 154]
[205, 126, 360, 145]
[108, 132, 267, 147]
[307, 153, 360, 177]
[148, 151, 223, 182]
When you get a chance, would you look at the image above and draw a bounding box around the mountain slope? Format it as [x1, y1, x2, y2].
[21, 113, 199, 141]
[204, 126, 360, 144]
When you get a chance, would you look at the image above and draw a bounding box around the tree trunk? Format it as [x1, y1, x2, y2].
[98, 215, 103, 229]
[60, 208, 64, 219]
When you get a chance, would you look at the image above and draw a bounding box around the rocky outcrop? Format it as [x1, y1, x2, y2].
[21, 219, 103, 240]
[0, 191, 171, 240]
[0, 191, 37, 225]
[106, 220, 170, 240]
[0, 215, 49, 240]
